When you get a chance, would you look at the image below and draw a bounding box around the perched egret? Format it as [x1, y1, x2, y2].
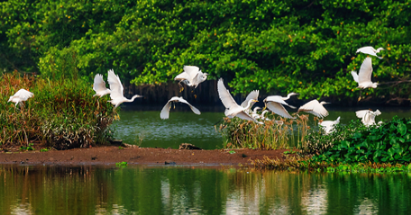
[160, 96, 201, 119]
[8, 89, 34, 107]
[298, 100, 330, 118]
[217, 78, 257, 122]
[356, 109, 381, 127]
[319, 117, 340, 135]
[356, 46, 384, 59]
[251, 107, 261, 119]
[107, 69, 142, 109]
[351, 57, 378, 89]
[174, 66, 208, 90]
[93, 74, 111, 97]
[263, 92, 298, 119]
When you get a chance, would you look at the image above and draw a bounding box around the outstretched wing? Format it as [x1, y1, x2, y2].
[241, 90, 259, 109]
[356, 110, 369, 118]
[351, 71, 359, 83]
[266, 102, 294, 119]
[298, 100, 328, 118]
[15, 89, 34, 101]
[107, 69, 124, 100]
[265, 96, 295, 108]
[160, 99, 173, 119]
[358, 57, 373, 84]
[93, 74, 108, 92]
[173, 97, 201, 115]
[236, 111, 257, 121]
[217, 78, 239, 109]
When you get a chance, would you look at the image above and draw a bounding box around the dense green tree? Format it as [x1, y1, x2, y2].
[1, 0, 410, 103]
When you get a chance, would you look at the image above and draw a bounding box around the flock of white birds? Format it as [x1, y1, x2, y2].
[7, 46, 384, 135]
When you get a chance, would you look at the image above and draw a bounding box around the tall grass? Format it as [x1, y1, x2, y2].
[0, 72, 115, 149]
[217, 113, 314, 150]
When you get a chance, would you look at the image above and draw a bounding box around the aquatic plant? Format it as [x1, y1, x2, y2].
[0, 72, 115, 149]
[217, 113, 312, 150]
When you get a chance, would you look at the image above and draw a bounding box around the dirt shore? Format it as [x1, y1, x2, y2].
[0, 146, 288, 166]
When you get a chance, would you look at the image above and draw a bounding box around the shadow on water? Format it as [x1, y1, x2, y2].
[1, 164, 411, 215]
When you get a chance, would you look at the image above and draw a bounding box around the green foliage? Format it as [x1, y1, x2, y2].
[40, 148, 49, 152]
[20, 143, 34, 151]
[1, 0, 411, 102]
[116, 161, 128, 167]
[0, 72, 115, 149]
[311, 116, 411, 164]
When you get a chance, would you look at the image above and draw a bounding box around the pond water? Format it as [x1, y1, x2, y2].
[111, 106, 411, 149]
[1, 165, 411, 215]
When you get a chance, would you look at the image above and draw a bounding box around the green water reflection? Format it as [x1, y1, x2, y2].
[1, 165, 411, 214]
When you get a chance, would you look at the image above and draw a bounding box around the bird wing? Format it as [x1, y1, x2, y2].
[217, 78, 239, 109]
[298, 100, 328, 118]
[266, 102, 294, 119]
[15, 89, 34, 101]
[241, 90, 259, 108]
[356, 110, 369, 118]
[93, 74, 108, 92]
[356, 46, 375, 54]
[351, 71, 359, 83]
[107, 69, 124, 100]
[160, 99, 173, 119]
[173, 97, 201, 115]
[265, 96, 295, 108]
[174, 71, 191, 81]
[374, 109, 381, 116]
[235, 111, 257, 121]
[358, 57, 373, 84]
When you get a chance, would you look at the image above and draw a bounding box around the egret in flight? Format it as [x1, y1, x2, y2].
[160, 96, 201, 119]
[263, 92, 298, 119]
[356, 46, 384, 59]
[355, 109, 381, 127]
[351, 57, 378, 89]
[217, 78, 257, 122]
[8, 89, 34, 107]
[174, 66, 208, 91]
[298, 100, 330, 118]
[107, 69, 142, 109]
[93, 74, 111, 97]
[319, 117, 340, 135]
[241, 90, 259, 112]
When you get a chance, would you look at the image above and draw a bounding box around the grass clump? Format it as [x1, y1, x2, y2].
[0, 72, 115, 149]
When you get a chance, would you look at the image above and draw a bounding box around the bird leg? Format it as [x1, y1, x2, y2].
[358, 89, 363, 102]
[178, 82, 185, 92]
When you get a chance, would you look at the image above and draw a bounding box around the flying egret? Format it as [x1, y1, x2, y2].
[263, 92, 298, 119]
[351, 57, 378, 89]
[93, 74, 111, 97]
[8, 89, 34, 107]
[319, 117, 340, 135]
[356, 46, 384, 59]
[241, 90, 259, 111]
[160, 96, 201, 119]
[217, 78, 258, 122]
[298, 100, 330, 118]
[107, 69, 142, 109]
[174, 66, 208, 91]
[356, 109, 381, 127]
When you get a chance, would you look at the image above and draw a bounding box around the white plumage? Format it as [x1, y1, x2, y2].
[356, 46, 384, 59]
[174, 65, 208, 88]
[8, 89, 34, 107]
[356, 109, 381, 127]
[263, 92, 298, 119]
[241, 90, 259, 111]
[319, 116, 340, 134]
[107, 69, 142, 108]
[351, 57, 378, 89]
[93, 74, 111, 97]
[298, 100, 329, 118]
[160, 96, 201, 119]
[217, 78, 257, 122]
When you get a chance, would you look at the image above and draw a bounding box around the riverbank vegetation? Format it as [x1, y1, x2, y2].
[0, 72, 115, 149]
[1, 0, 411, 104]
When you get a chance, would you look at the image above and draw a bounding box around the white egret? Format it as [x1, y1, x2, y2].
[160, 96, 201, 119]
[217, 78, 258, 122]
[263, 92, 298, 119]
[174, 66, 208, 90]
[356, 46, 384, 59]
[319, 117, 340, 135]
[8, 89, 34, 107]
[93, 74, 111, 97]
[251, 107, 261, 119]
[107, 69, 142, 109]
[241, 90, 259, 111]
[298, 100, 330, 118]
[351, 57, 378, 89]
[355, 109, 381, 127]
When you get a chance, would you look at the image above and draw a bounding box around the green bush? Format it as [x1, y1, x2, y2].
[0, 72, 115, 149]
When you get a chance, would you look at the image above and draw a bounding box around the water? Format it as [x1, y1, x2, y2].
[1, 165, 411, 215]
[112, 106, 411, 149]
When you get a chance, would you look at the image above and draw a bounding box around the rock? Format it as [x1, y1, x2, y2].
[123, 143, 139, 148]
[109, 139, 123, 145]
[178, 143, 202, 150]
[165, 160, 176, 165]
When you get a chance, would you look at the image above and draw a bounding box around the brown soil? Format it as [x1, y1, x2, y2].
[0, 146, 289, 166]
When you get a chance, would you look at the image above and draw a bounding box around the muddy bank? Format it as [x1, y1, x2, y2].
[0, 146, 288, 166]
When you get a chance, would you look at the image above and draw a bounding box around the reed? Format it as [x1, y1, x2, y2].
[217, 112, 312, 150]
[0, 72, 115, 149]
